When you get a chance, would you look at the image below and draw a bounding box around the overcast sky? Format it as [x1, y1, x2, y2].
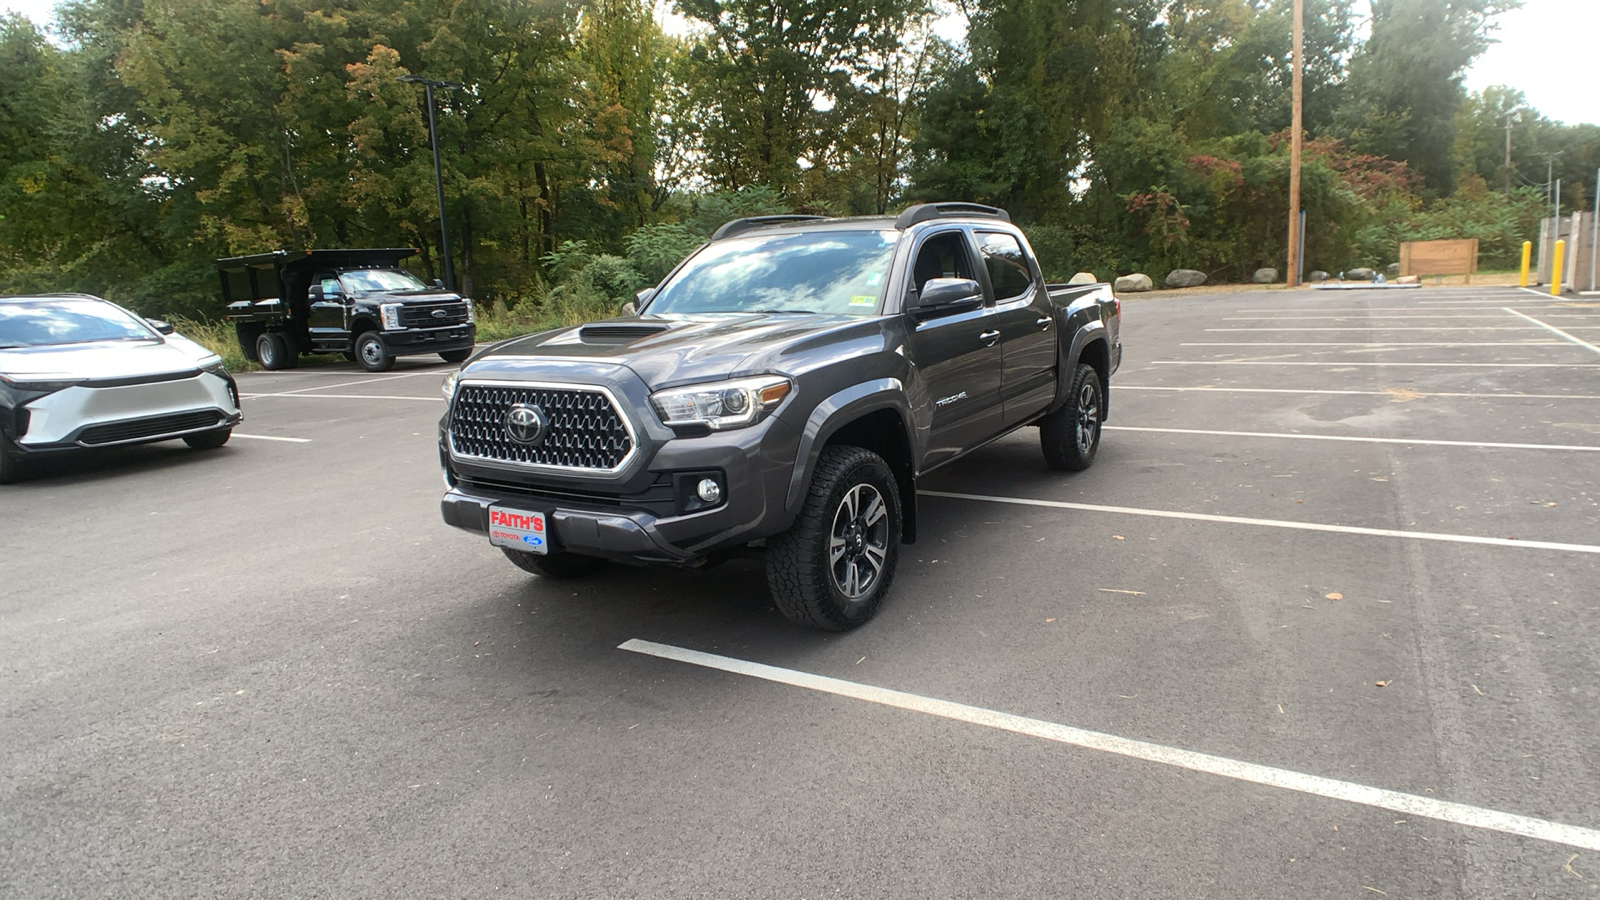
[4, 0, 1595, 126]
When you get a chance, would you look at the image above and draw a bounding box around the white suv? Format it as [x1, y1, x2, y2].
[0, 294, 242, 483]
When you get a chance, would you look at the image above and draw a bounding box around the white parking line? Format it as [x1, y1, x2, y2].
[1152, 361, 1600, 368]
[1218, 315, 1568, 320]
[1118, 386, 1600, 401]
[240, 393, 441, 402]
[230, 433, 312, 443]
[1105, 425, 1600, 453]
[1205, 326, 1550, 331]
[619, 639, 1600, 852]
[1502, 307, 1600, 355]
[918, 490, 1600, 555]
[1181, 342, 1563, 347]
[238, 371, 442, 397]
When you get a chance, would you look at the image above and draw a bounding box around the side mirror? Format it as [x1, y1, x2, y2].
[145, 318, 176, 335]
[308, 285, 325, 301]
[635, 286, 656, 307]
[431, 279, 445, 289]
[909, 278, 983, 318]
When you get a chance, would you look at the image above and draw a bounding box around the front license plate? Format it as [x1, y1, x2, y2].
[488, 506, 548, 554]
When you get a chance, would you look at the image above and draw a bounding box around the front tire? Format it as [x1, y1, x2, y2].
[0, 432, 24, 484]
[767, 445, 901, 631]
[439, 349, 471, 363]
[184, 427, 232, 450]
[256, 332, 297, 370]
[1040, 363, 1102, 471]
[354, 331, 394, 372]
[502, 547, 606, 579]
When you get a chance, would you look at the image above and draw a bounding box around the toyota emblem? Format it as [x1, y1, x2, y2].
[504, 404, 548, 445]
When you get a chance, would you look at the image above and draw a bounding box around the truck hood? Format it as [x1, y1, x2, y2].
[0, 334, 217, 381]
[354, 289, 463, 304]
[468, 313, 875, 387]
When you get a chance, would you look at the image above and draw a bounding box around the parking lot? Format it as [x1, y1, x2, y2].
[4, 285, 1599, 898]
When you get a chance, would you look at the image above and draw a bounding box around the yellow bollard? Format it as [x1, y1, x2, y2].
[1550, 239, 1566, 296]
[1519, 241, 1532, 286]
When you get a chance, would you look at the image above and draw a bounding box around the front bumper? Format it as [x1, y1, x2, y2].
[441, 412, 803, 565]
[12, 371, 242, 451]
[380, 324, 477, 356]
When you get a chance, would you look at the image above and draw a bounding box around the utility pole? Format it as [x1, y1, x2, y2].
[397, 74, 465, 291]
[1286, 0, 1304, 288]
[1502, 109, 1515, 196]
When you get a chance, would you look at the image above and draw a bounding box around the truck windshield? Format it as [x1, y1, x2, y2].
[0, 297, 157, 347]
[339, 269, 429, 293]
[646, 231, 899, 316]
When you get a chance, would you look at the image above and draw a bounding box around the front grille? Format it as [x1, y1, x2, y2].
[78, 410, 224, 446]
[449, 384, 634, 471]
[400, 302, 470, 328]
[458, 473, 676, 516]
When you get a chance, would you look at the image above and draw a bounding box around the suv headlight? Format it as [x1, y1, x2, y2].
[442, 370, 460, 402]
[0, 373, 87, 393]
[651, 376, 791, 431]
[200, 359, 231, 378]
[381, 303, 403, 330]
[464, 299, 475, 324]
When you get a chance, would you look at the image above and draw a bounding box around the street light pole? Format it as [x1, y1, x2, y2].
[397, 74, 464, 291]
[1286, 0, 1304, 288]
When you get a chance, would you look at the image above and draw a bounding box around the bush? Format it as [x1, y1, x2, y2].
[624, 223, 704, 284]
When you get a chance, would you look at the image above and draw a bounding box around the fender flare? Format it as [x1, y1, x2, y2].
[1051, 320, 1110, 417]
[784, 378, 919, 543]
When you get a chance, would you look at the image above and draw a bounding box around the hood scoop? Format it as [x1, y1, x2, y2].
[579, 321, 672, 342]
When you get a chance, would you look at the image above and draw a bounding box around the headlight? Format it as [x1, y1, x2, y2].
[381, 303, 403, 330]
[464, 299, 475, 324]
[651, 375, 791, 431]
[442, 370, 460, 402]
[200, 360, 231, 378]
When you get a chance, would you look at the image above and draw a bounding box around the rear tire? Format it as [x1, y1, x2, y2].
[439, 349, 471, 363]
[355, 331, 394, 372]
[257, 332, 297, 370]
[502, 547, 606, 579]
[767, 445, 901, 631]
[1040, 363, 1102, 471]
[184, 427, 232, 450]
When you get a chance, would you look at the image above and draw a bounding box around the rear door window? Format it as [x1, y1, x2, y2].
[977, 232, 1034, 302]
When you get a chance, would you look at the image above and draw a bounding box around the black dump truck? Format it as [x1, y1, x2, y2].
[219, 248, 476, 371]
[438, 203, 1121, 630]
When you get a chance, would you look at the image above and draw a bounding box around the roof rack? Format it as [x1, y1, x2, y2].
[710, 215, 829, 241]
[894, 203, 1010, 229]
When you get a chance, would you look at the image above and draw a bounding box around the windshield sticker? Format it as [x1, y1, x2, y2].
[865, 272, 883, 286]
[849, 295, 877, 307]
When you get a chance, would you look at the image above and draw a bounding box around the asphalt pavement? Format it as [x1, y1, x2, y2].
[4, 285, 1598, 898]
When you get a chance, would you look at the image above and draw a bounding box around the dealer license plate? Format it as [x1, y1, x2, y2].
[488, 506, 548, 554]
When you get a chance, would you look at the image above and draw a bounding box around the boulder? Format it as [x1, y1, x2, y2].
[1252, 267, 1278, 284]
[1113, 273, 1153, 293]
[1395, 275, 1420, 285]
[1309, 270, 1329, 282]
[1386, 263, 1401, 277]
[1165, 268, 1207, 288]
[1346, 267, 1376, 281]
[1067, 271, 1098, 285]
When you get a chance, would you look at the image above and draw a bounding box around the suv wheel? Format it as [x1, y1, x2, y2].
[184, 428, 232, 450]
[768, 445, 901, 630]
[256, 332, 297, 370]
[355, 331, 394, 372]
[1040, 363, 1102, 471]
[439, 349, 471, 363]
[0, 432, 24, 485]
[502, 547, 606, 579]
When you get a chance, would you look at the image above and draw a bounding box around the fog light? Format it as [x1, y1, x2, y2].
[696, 478, 722, 504]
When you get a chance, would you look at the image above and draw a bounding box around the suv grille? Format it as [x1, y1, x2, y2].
[78, 410, 224, 446]
[401, 302, 470, 328]
[449, 384, 634, 471]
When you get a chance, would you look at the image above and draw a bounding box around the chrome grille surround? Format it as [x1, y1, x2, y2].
[447, 380, 637, 475]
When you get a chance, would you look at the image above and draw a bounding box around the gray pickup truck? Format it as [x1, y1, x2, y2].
[439, 203, 1121, 629]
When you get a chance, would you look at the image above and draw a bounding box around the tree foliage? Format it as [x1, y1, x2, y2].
[1, 0, 1594, 320]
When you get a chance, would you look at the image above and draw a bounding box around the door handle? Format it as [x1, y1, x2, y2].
[1036, 316, 1052, 330]
[979, 330, 1001, 345]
